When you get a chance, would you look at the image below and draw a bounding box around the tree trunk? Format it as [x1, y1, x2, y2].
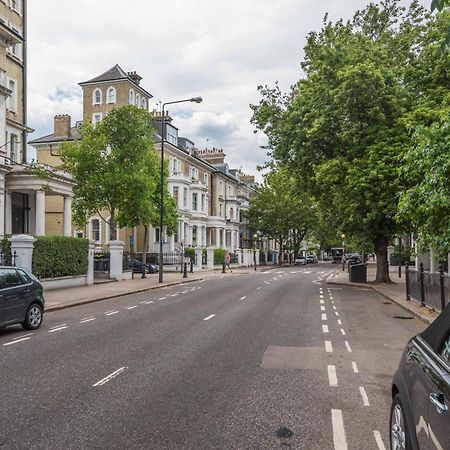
[110, 209, 117, 241]
[374, 235, 391, 283]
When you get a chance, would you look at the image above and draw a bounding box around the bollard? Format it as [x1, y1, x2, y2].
[222, 262, 226, 274]
[141, 263, 146, 279]
[439, 263, 446, 311]
[419, 262, 425, 307]
[190, 260, 193, 273]
[183, 262, 188, 278]
[405, 264, 410, 300]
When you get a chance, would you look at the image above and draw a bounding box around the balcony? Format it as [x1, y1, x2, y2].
[0, 21, 22, 45]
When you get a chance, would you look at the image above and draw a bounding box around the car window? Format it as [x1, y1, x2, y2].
[17, 270, 31, 284]
[0, 268, 23, 288]
[440, 335, 450, 364]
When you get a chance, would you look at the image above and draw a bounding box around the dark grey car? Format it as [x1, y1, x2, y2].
[390, 302, 450, 449]
[0, 267, 45, 330]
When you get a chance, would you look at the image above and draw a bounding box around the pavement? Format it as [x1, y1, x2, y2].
[326, 261, 439, 324]
[43, 261, 439, 324]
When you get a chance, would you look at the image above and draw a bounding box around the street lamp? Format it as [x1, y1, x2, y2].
[341, 233, 346, 271]
[159, 97, 203, 283]
[253, 233, 258, 271]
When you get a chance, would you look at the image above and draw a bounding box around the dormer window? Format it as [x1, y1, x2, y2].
[93, 88, 102, 105]
[129, 89, 135, 105]
[107, 87, 116, 104]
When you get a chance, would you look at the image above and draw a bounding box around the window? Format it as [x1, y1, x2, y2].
[230, 208, 234, 220]
[219, 181, 223, 196]
[107, 87, 116, 104]
[10, 134, 17, 163]
[17, 270, 31, 284]
[135, 93, 141, 106]
[10, 0, 19, 13]
[201, 194, 205, 212]
[75, 230, 84, 238]
[204, 173, 208, 186]
[155, 227, 160, 243]
[7, 78, 17, 111]
[192, 226, 197, 246]
[441, 335, 450, 363]
[129, 89, 135, 104]
[192, 193, 198, 211]
[91, 219, 100, 242]
[172, 186, 179, 207]
[142, 98, 146, 109]
[0, 268, 23, 289]
[183, 188, 188, 208]
[92, 113, 102, 125]
[219, 203, 223, 217]
[93, 88, 102, 105]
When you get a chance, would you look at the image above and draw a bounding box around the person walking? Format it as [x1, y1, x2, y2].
[225, 252, 232, 273]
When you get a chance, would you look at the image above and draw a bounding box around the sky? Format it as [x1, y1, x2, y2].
[27, 0, 427, 180]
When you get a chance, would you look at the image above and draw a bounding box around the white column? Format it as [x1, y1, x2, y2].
[230, 230, 235, 252]
[9, 234, 35, 271]
[179, 220, 184, 241]
[109, 240, 124, 281]
[86, 240, 95, 285]
[202, 226, 207, 247]
[216, 228, 220, 247]
[195, 247, 203, 270]
[35, 190, 46, 236]
[63, 196, 72, 237]
[5, 190, 11, 235]
[430, 248, 438, 273]
[0, 190, 4, 237]
[206, 247, 214, 269]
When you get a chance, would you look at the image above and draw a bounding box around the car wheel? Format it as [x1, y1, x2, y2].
[22, 303, 43, 330]
[390, 394, 413, 450]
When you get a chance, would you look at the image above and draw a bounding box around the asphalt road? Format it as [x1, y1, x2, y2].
[0, 264, 425, 449]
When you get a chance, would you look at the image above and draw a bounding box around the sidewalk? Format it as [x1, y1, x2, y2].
[326, 262, 439, 324]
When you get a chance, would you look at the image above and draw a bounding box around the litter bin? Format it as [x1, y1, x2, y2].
[349, 263, 367, 283]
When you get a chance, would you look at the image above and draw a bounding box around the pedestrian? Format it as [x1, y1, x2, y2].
[225, 252, 232, 273]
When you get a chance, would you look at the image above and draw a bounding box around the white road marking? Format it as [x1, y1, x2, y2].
[325, 341, 333, 353]
[340, 329, 346, 336]
[264, 281, 271, 285]
[256, 287, 261, 290]
[373, 430, 387, 450]
[330, 296, 334, 300]
[159, 297, 166, 300]
[359, 386, 370, 406]
[322, 314, 328, 321]
[321, 306, 326, 311]
[240, 296, 247, 300]
[50, 323, 67, 329]
[352, 362, 359, 373]
[105, 311, 119, 316]
[93, 367, 127, 387]
[182, 290, 188, 294]
[203, 314, 215, 321]
[125, 306, 138, 310]
[12, 333, 33, 340]
[322, 325, 329, 333]
[49, 326, 68, 333]
[328, 365, 338, 386]
[319, 294, 324, 298]
[145, 300, 154, 304]
[344, 341, 352, 352]
[333, 305, 337, 310]
[338, 319, 342, 325]
[331, 409, 348, 450]
[320, 300, 324, 304]
[140, 301, 147, 304]
[171, 294, 178, 297]
[80, 317, 96, 323]
[335, 312, 339, 316]
[3, 336, 31, 346]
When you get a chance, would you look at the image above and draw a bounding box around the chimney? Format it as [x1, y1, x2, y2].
[127, 71, 142, 85]
[54, 115, 71, 138]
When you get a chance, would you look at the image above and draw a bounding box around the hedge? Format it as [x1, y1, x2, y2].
[214, 248, 225, 265]
[32, 236, 89, 279]
[0, 237, 11, 265]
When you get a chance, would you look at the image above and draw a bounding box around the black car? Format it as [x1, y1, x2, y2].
[131, 259, 159, 274]
[390, 302, 450, 450]
[0, 267, 45, 330]
[346, 254, 362, 266]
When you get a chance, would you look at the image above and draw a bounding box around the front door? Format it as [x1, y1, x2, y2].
[11, 192, 29, 235]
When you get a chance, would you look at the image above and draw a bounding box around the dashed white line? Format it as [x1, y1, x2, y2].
[171, 294, 178, 297]
[373, 430, 387, 450]
[344, 341, 352, 352]
[352, 361, 359, 373]
[319, 294, 324, 298]
[333, 305, 337, 310]
[125, 306, 138, 310]
[340, 329, 346, 336]
[337, 319, 342, 325]
[264, 281, 271, 285]
[50, 323, 67, 329]
[359, 386, 370, 406]
[3, 336, 31, 346]
[256, 287, 261, 290]
[322, 325, 329, 333]
[325, 341, 333, 353]
[331, 409, 348, 450]
[321, 306, 326, 311]
[182, 290, 188, 294]
[240, 296, 247, 300]
[328, 365, 338, 386]
[320, 300, 324, 304]
[49, 325, 68, 333]
[159, 297, 166, 300]
[93, 367, 127, 387]
[322, 314, 328, 321]
[145, 300, 154, 304]
[203, 314, 215, 321]
[335, 311, 339, 316]
[105, 311, 119, 316]
[80, 317, 96, 323]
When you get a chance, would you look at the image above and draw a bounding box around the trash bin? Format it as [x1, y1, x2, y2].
[349, 263, 367, 283]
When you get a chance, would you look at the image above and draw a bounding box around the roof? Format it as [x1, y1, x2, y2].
[79, 64, 153, 98]
[28, 126, 82, 145]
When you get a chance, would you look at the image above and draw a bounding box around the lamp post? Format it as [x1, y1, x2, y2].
[341, 233, 346, 271]
[253, 233, 258, 271]
[159, 96, 202, 283]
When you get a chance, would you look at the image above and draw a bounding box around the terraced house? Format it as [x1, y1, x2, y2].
[29, 64, 257, 258]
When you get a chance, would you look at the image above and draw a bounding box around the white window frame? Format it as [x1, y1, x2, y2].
[10, 0, 20, 14]
[204, 173, 208, 186]
[92, 113, 102, 125]
[93, 88, 102, 105]
[91, 218, 101, 243]
[141, 98, 146, 109]
[106, 86, 116, 104]
[129, 89, 135, 104]
[6, 77, 17, 112]
[135, 93, 141, 106]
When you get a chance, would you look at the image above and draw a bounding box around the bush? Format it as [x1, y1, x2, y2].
[32, 236, 89, 279]
[0, 236, 11, 265]
[184, 247, 195, 261]
[214, 248, 225, 265]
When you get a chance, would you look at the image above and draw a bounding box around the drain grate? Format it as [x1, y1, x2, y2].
[393, 315, 414, 320]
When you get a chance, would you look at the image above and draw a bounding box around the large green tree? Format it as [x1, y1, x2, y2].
[61, 105, 177, 252]
[251, 0, 433, 282]
[246, 169, 315, 260]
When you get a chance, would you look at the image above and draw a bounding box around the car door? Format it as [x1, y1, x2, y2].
[1, 268, 28, 323]
[425, 334, 450, 450]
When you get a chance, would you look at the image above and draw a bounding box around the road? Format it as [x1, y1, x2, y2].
[0, 264, 425, 449]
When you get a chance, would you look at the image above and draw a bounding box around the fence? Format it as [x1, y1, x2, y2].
[406, 263, 449, 311]
[94, 252, 110, 274]
[144, 252, 183, 265]
[0, 249, 16, 266]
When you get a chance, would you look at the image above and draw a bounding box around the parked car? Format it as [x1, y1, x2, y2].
[346, 254, 362, 266]
[0, 267, 45, 330]
[390, 301, 450, 450]
[131, 259, 159, 274]
[306, 255, 318, 264]
[295, 257, 307, 265]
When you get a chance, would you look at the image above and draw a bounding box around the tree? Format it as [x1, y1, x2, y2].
[431, 0, 450, 54]
[61, 105, 176, 252]
[246, 169, 315, 262]
[251, 0, 432, 282]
